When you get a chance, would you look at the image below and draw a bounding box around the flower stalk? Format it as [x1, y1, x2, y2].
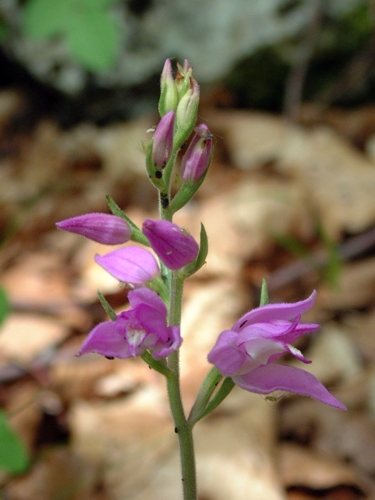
[56, 58, 346, 500]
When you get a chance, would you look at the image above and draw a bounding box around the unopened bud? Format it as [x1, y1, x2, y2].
[142, 219, 199, 270]
[180, 124, 213, 181]
[159, 59, 178, 116]
[152, 110, 175, 168]
[56, 213, 131, 245]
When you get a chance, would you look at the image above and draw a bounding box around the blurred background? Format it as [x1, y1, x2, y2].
[0, 0, 375, 499]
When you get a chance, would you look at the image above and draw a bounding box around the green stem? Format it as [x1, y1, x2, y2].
[166, 357, 197, 500]
[166, 269, 197, 500]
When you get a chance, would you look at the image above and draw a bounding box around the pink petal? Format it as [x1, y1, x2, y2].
[95, 246, 160, 285]
[78, 321, 132, 359]
[127, 288, 167, 316]
[207, 330, 247, 376]
[232, 291, 317, 331]
[152, 326, 183, 359]
[142, 219, 198, 270]
[232, 364, 346, 409]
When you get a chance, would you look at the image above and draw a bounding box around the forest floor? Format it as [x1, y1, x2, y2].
[1, 85, 375, 499]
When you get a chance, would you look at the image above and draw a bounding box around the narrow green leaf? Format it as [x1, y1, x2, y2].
[97, 291, 116, 321]
[259, 279, 269, 306]
[106, 195, 138, 230]
[190, 377, 235, 425]
[106, 195, 150, 246]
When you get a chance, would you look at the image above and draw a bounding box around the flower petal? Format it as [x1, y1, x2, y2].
[78, 321, 132, 359]
[142, 219, 199, 270]
[232, 364, 346, 409]
[207, 330, 247, 376]
[95, 246, 160, 285]
[232, 291, 317, 331]
[152, 326, 183, 359]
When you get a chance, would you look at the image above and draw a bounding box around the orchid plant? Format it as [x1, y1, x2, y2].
[56, 59, 346, 500]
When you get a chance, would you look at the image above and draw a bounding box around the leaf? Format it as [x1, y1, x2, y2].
[65, 3, 120, 71]
[0, 287, 10, 328]
[23, 0, 67, 38]
[0, 410, 29, 474]
[22, 0, 121, 71]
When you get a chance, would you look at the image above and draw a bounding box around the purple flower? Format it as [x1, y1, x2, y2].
[208, 291, 346, 409]
[152, 110, 175, 168]
[78, 288, 182, 359]
[180, 124, 213, 182]
[142, 219, 199, 270]
[95, 246, 160, 286]
[56, 213, 131, 245]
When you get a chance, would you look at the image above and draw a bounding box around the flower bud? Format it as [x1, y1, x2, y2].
[175, 59, 193, 98]
[159, 59, 178, 116]
[152, 110, 175, 168]
[56, 213, 131, 245]
[180, 124, 213, 181]
[95, 246, 160, 286]
[176, 79, 199, 127]
[142, 219, 199, 270]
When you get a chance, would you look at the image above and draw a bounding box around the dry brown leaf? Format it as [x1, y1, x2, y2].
[278, 126, 375, 238]
[279, 443, 370, 495]
[5, 447, 96, 500]
[302, 324, 362, 384]
[317, 258, 375, 311]
[344, 310, 375, 362]
[205, 110, 293, 169]
[0, 313, 68, 364]
[1, 250, 87, 329]
[95, 116, 153, 179]
[5, 381, 43, 452]
[281, 398, 375, 477]
[199, 177, 314, 264]
[50, 354, 154, 401]
[70, 385, 284, 500]
[206, 110, 375, 238]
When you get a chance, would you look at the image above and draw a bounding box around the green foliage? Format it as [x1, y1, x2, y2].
[0, 21, 8, 43]
[0, 290, 29, 475]
[0, 410, 29, 474]
[0, 287, 10, 328]
[22, 0, 121, 71]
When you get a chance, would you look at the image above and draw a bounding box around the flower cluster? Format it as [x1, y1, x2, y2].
[56, 58, 345, 414]
[57, 214, 199, 359]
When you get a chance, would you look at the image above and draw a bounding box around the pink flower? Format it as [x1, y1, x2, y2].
[142, 219, 199, 270]
[152, 110, 175, 168]
[56, 213, 131, 245]
[78, 288, 182, 359]
[95, 246, 160, 286]
[208, 291, 346, 409]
